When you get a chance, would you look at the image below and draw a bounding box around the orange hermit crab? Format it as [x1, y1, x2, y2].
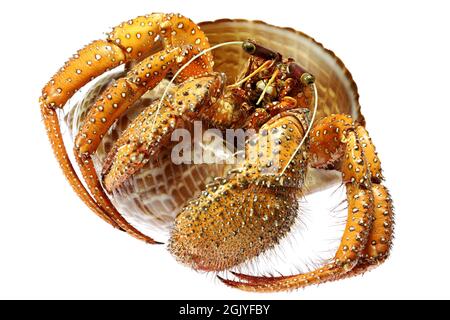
[40, 13, 394, 292]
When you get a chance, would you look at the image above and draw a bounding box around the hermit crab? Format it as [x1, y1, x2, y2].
[40, 13, 394, 292]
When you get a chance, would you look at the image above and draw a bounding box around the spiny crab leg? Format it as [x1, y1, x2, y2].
[72, 47, 211, 244]
[40, 13, 212, 243]
[74, 46, 201, 157]
[218, 115, 394, 292]
[220, 184, 374, 291]
[40, 104, 120, 228]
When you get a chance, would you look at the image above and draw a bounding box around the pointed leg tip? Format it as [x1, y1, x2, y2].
[217, 275, 242, 288]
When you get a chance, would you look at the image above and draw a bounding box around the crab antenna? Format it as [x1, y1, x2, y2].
[151, 41, 245, 132]
[227, 60, 273, 89]
[279, 82, 318, 177]
[256, 68, 279, 105]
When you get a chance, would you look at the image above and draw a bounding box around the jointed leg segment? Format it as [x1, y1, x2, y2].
[40, 13, 213, 243]
[40, 105, 120, 229]
[219, 114, 393, 292]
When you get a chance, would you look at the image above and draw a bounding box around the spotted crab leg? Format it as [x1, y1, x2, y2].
[345, 127, 394, 275]
[73, 46, 209, 157]
[72, 47, 214, 243]
[40, 13, 212, 243]
[40, 104, 120, 228]
[219, 114, 393, 292]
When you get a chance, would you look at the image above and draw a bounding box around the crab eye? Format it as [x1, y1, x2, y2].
[301, 73, 315, 85]
[242, 40, 281, 61]
[242, 41, 256, 54]
[287, 62, 315, 85]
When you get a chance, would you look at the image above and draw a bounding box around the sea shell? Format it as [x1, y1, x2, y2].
[66, 19, 363, 238]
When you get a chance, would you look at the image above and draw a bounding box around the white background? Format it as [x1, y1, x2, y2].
[0, 0, 449, 299]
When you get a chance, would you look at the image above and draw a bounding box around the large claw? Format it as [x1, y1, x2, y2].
[168, 109, 311, 271]
[169, 183, 299, 271]
[102, 73, 225, 192]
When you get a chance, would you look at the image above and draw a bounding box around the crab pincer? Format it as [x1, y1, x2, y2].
[168, 109, 311, 271]
[102, 73, 226, 192]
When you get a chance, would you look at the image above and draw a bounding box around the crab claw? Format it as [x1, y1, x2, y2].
[101, 99, 179, 192]
[169, 183, 299, 271]
[101, 73, 225, 192]
[168, 109, 310, 271]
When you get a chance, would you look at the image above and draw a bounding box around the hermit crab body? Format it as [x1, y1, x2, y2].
[40, 13, 394, 292]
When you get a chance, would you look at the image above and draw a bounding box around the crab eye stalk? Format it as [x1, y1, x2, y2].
[242, 40, 281, 61]
[287, 62, 315, 85]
